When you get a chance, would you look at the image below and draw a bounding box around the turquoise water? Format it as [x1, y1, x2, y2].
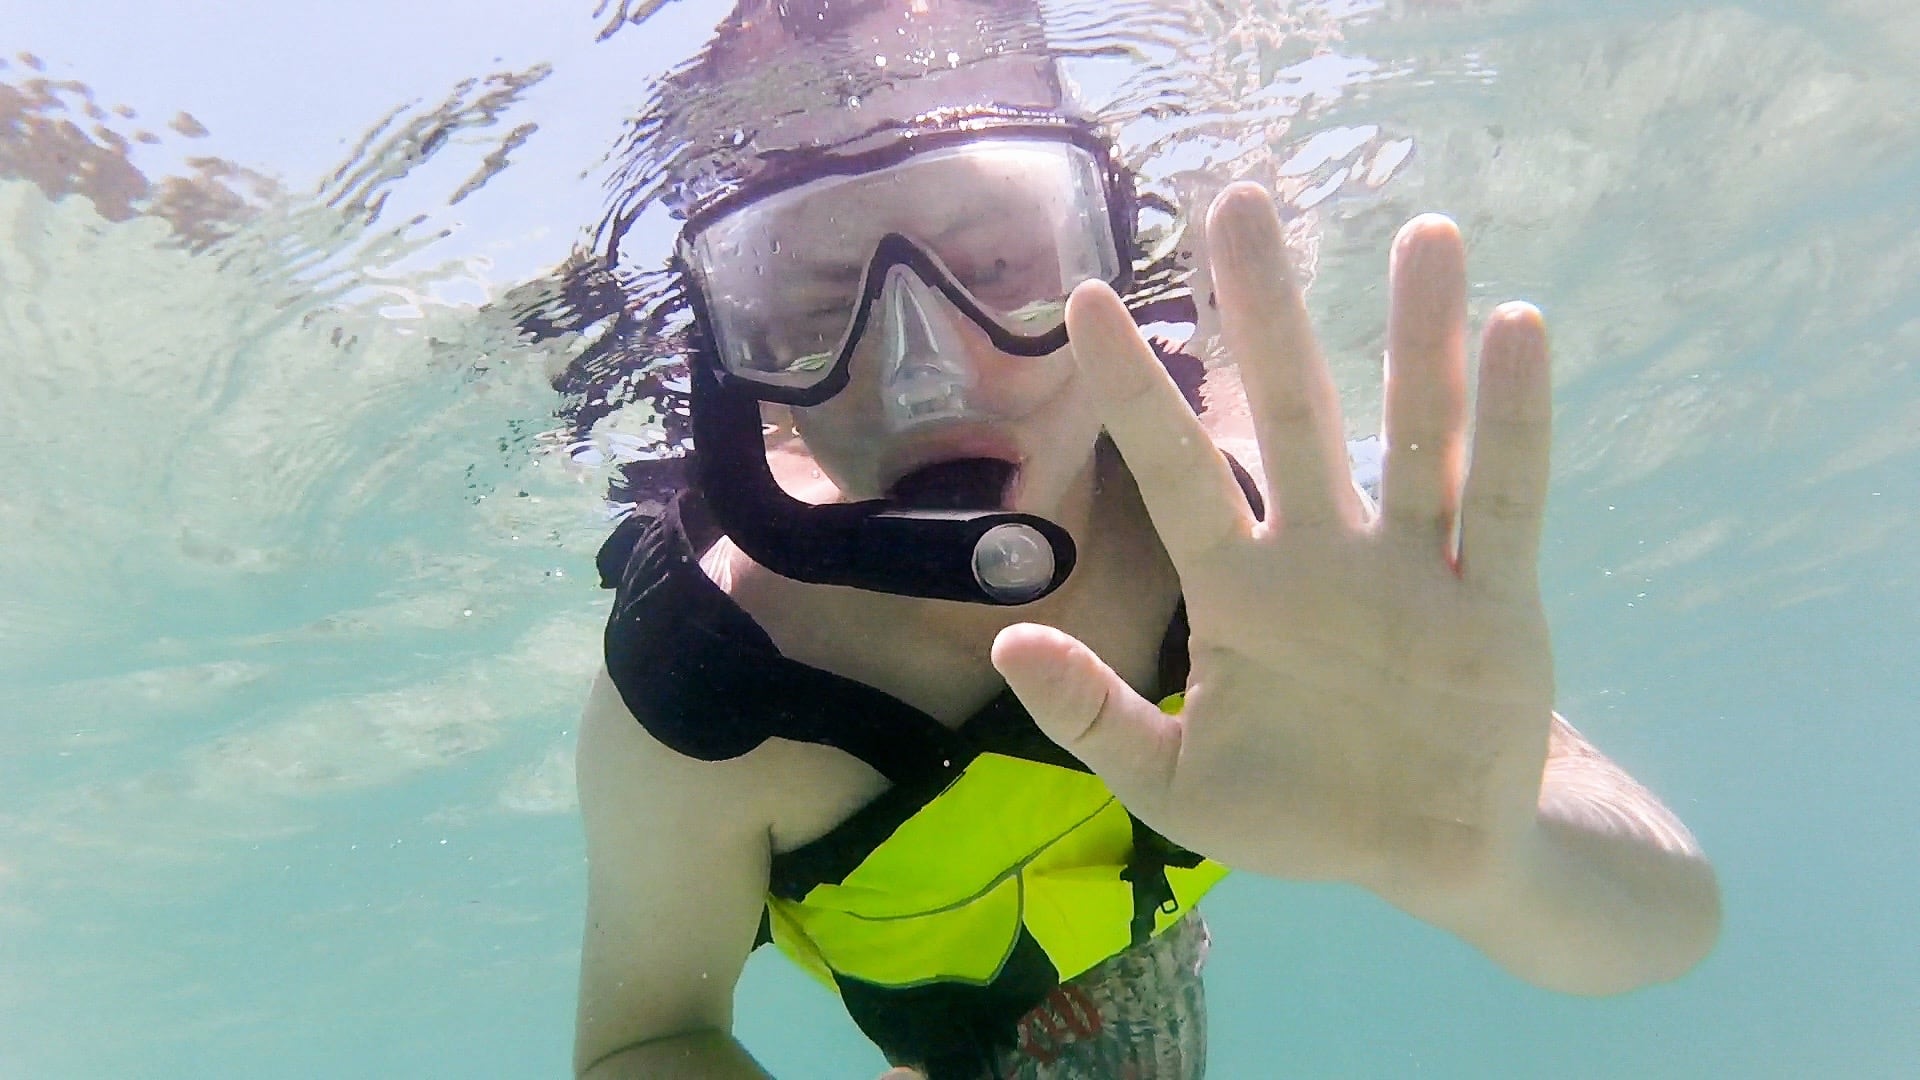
[3, 1, 1916, 1076]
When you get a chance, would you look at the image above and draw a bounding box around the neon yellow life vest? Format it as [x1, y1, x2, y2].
[765, 696, 1229, 993]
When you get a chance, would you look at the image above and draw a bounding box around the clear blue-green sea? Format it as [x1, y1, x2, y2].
[2, 1, 1915, 1076]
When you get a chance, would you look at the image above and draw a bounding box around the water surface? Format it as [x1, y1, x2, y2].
[2, 2, 1915, 1076]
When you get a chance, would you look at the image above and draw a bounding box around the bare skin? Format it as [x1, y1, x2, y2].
[996, 185, 1720, 993]
[573, 184, 1721, 1079]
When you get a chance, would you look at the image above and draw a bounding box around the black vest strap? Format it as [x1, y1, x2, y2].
[598, 492, 965, 787]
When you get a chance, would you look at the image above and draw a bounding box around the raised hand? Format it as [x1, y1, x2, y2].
[993, 182, 1557, 897]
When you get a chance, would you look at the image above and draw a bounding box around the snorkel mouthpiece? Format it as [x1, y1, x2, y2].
[690, 351, 1077, 605]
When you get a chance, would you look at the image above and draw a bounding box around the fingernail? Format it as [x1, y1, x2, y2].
[1392, 214, 1461, 276]
[1209, 184, 1263, 265]
[1207, 195, 1240, 266]
[1489, 300, 1543, 328]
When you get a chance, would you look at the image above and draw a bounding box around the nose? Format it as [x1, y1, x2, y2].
[874, 265, 981, 432]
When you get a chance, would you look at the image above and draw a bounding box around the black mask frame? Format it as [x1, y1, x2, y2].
[677, 122, 1136, 407]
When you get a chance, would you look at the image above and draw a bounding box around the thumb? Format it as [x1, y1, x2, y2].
[991, 622, 1183, 814]
[876, 1070, 925, 1079]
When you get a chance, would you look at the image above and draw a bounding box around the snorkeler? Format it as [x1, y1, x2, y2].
[573, 2, 1722, 1078]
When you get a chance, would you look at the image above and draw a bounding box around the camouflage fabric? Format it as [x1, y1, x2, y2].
[991, 910, 1210, 1080]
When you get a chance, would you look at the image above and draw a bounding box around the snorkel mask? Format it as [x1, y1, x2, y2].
[676, 113, 1138, 604]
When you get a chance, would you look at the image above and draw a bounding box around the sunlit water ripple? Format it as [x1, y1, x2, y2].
[1, 2, 1915, 1075]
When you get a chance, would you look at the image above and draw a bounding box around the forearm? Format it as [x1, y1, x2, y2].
[1387, 715, 1721, 995]
[579, 1029, 774, 1080]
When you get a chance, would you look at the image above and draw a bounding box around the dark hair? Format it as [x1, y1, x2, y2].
[605, 0, 1064, 233]
[700, 0, 1051, 68]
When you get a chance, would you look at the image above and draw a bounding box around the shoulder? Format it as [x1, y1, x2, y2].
[578, 669, 779, 837]
[579, 667, 886, 857]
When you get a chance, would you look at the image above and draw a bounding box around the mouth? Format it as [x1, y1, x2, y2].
[884, 457, 1020, 511]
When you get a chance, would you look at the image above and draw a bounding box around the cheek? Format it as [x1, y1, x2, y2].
[1030, 375, 1105, 457]
[995, 348, 1071, 394]
[1012, 348, 1096, 426]
[954, 346, 1081, 418]
[790, 397, 886, 490]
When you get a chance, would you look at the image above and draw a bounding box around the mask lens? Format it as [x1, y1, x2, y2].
[684, 136, 1124, 399]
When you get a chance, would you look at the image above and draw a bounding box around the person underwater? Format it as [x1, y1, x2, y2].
[572, 2, 1722, 1078]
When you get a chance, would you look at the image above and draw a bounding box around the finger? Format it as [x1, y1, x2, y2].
[1460, 303, 1552, 595]
[992, 622, 1183, 819]
[1208, 182, 1359, 531]
[1066, 279, 1254, 562]
[1381, 215, 1469, 546]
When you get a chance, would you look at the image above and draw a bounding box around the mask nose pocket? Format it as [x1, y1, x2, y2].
[877, 265, 979, 431]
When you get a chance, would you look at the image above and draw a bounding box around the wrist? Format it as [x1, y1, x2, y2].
[1365, 815, 1544, 943]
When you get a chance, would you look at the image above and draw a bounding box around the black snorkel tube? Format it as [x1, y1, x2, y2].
[688, 349, 1077, 605]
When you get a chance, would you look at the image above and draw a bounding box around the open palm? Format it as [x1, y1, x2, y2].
[993, 184, 1558, 893]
